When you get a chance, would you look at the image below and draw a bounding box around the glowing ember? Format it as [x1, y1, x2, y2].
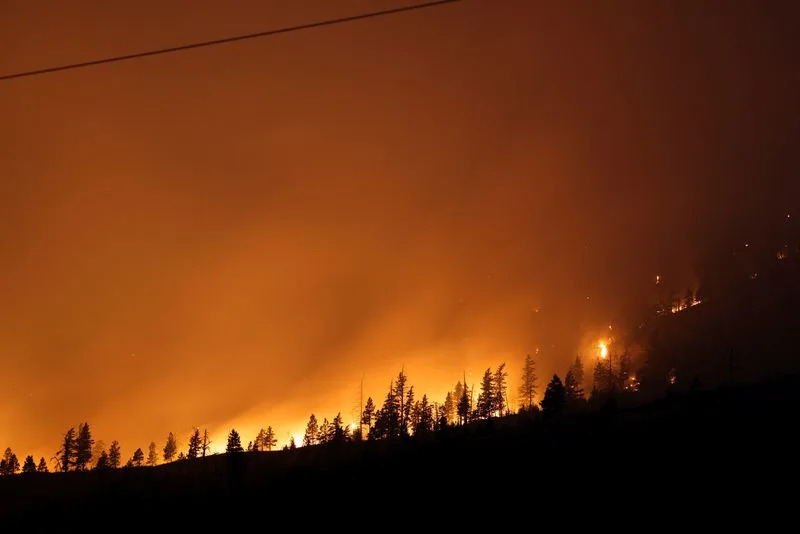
[777, 250, 787, 260]
[655, 274, 661, 285]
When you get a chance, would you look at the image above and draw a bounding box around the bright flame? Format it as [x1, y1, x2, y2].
[598, 341, 608, 359]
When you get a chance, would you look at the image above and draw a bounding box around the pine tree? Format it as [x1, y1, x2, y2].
[108, 440, 121, 469]
[20, 455, 36, 474]
[375, 380, 402, 439]
[331, 413, 349, 443]
[58, 427, 76, 472]
[415, 394, 433, 435]
[37, 457, 48, 473]
[564, 369, 584, 403]
[201, 429, 211, 457]
[21, 455, 36, 474]
[74, 422, 94, 471]
[132, 448, 144, 467]
[518, 353, 538, 410]
[457, 385, 470, 425]
[94, 451, 109, 470]
[254, 428, 266, 451]
[187, 429, 201, 459]
[289, 436, 297, 450]
[303, 414, 319, 446]
[264, 426, 277, 451]
[493, 363, 508, 416]
[147, 442, 158, 466]
[540, 374, 566, 416]
[0, 449, 20, 475]
[163, 433, 177, 462]
[402, 385, 414, 436]
[477, 368, 494, 418]
[177, 452, 186, 461]
[395, 370, 409, 434]
[361, 396, 376, 429]
[318, 418, 332, 445]
[565, 356, 585, 402]
[226, 429, 243, 453]
[442, 391, 455, 424]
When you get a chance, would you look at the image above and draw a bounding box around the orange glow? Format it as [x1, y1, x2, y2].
[598, 341, 609, 360]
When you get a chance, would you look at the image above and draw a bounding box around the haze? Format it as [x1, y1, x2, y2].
[1, 1, 798, 460]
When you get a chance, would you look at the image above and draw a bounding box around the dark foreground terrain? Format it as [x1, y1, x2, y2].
[3, 377, 799, 524]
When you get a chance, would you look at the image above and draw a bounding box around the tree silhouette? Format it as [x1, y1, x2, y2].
[395, 370, 409, 436]
[565, 356, 585, 402]
[402, 385, 414, 436]
[147, 442, 158, 466]
[226, 429, 243, 453]
[493, 363, 508, 415]
[58, 427, 76, 472]
[303, 414, 319, 446]
[177, 452, 186, 461]
[331, 413, 349, 444]
[457, 385, 470, 425]
[37, 457, 49, 473]
[132, 448, 144, 467]
[20, 455, 36, 474]
[94, 451, 109, 470]
[519, 353, 538, 410]
[289, 436, 297, 450]
[264, 426, 277, 451]
[318, 418, 332, 445]
[361, 396, 376, 430]
[74, 422, 94, 471]
[414, 394, 434, 435]
[254, 428, 266, 451]
[442, 391, 455, 425]
[187, 429, 201, 459]
[201, 429, 211, 457]
[1, 449, 19, 475]
[108, 440, 121, 469]
[540, 374, 566, 416]
[125, 459, 135, 468]
[477, 368, 494, 419]
[163, 433, 177, 462]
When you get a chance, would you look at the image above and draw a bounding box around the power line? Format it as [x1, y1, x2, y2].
[0, 0, 462, 82]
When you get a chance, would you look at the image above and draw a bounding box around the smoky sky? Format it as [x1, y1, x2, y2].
[1, 1, 798, 458]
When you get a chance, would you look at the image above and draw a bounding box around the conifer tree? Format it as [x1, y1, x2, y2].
[58, 427, 76, 472]
[0, 448, 18, 475]
[94, 451, 109, 470]
[226, 429, 243, 453]
[457, 385, 470, 425]
[264, 426, 277, 451]
[21, 455, 36, 474]
[518, 353, 538, 410]
[493, 363, 508, 416]
[254, 428, 266, 451]
[361, 396, 376, 430]
[442, 391, 455, 424]
[132, 448, 144, 467]
[540, 374, 566, 416]
[147, 442, 158, 466]
[163, 433, 177, 462]
[565, 356, 585, 402]
[108, 440, 121, 469]
[187, 429, 201, 459]
[74, 422, 94, 471]
[37, 457, 49, 473]
[303, 414, 319, 446]
[477, 368, 494, 418]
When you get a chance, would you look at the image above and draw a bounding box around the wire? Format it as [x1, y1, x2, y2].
[0, 0, 461, 82]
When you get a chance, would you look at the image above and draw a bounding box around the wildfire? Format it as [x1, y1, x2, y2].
[597, 341, 609, 360]
[670, 296, 702, 314]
